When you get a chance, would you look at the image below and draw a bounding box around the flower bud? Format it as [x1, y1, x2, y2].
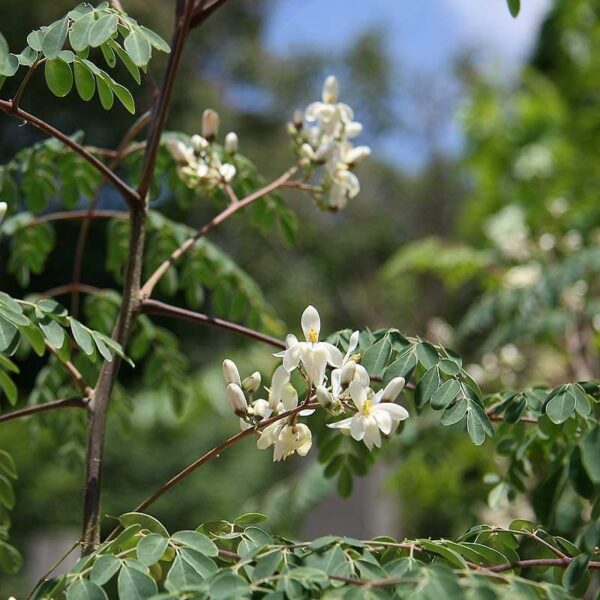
[0, 202, 7, 225]
[382, 377, 406, 402]
[224, 132, 238, 154]
[202, 109, 220, 142]
[242, 371, 261, 393]
[322, 75, 339, 104]
[167, 140, 193, 164]
[191, 134, 209, 153]
[340, 360, 356, 386]
[219, 163, 236, 182]
[293, 109, 304, 130]
[226, 383, 248, 417]
[222, 359, 241, 386]
[316, 385, 334, 409]
[344, 145, 371, 166]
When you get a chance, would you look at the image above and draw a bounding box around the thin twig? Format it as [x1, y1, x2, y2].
[140, 165, 298, 297]
[0, 99, 140, 205]
[0, 397, 88, 424]
[44, 342, 93, 397]
[38, 283, 106, 299]
[12, 60, 41, 110]
[109, 400, 320, 538]
[141, 299, 285, 349]
[31, 209, 128, 226]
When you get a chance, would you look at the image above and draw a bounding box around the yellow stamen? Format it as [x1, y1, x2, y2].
[362, 400, 372, 416]
[307, 329, 318, 343]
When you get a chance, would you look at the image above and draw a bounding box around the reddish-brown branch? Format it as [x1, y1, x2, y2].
[39, 283, 106, 299]
[31, 210, 128, 225]
[486, 557, 600, 573]
[0, 397, 87, 424]
[0, 99, 140, 205]
[140, 166, 298, 297]
[190, 0, 232, 28]
[127, 400, 319, 516]
[140, 299, 285, 349]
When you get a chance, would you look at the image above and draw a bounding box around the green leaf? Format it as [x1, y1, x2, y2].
[165, 555, 204, 591]
[137, 533, 168, 566]
[0, 450, 16, 479]
[441, 398, 468, 426]
[118, 512, 169, 538]
[117, 565, 157, 600]
[467, 402, 492, 446]
[42, 17, 69, 59]
[383, 346, 417, 384]
[37, 311, 65, 349]
[139, 26, 170, 53]
[171, 530, 218, 557]
[74, 60, 95, 101]
[416, 342, 440, 369]
[208, 572, 251, 600]
[580, 427, 600, 484]
[108, 40, 141, 84]
[0, 540, 23, 573]
[414, 366, 440, 409]
[0, 317, 18, 353]
[27, 30, 45, 52]
[180, 548, 217, 578]
[66, 579, 107, 600]
[69, 12, 95, 52]
[70, 319, 95, 355]
[45, 58, 73, 97]
[546, 386, 576, 424]
[89, 13, 118, 48]
[21, 324, 46, 356]
[562, 553, 590, 591]
[361, 336, 392, 377]
[90, 554, 121, 585]
[96, 75, 114, 110]
[430, 379, 460, 410]
[124, 30, 152, 67]
[234, 512, 268, 526]
[0, 474, 15, 509]
[0, 371, 18, 405]
[109, 80, 135, 114]
[507, 0, 521, 17]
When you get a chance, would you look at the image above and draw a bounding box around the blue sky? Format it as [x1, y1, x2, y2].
[265, 0, 551, 167]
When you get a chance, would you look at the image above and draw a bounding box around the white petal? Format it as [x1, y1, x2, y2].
[283, 344, 302, 372]
[329, 182, 347, 209]
[345, 331, 360, 360]
[354, 365, 371, 387]
[220, 163, 236, 182]
[327, 417, 353, 430]
[269, 365, 290, 409]
[364, 418, 381, 449]
[338, 170, 360, 198]
[301, 305, 321, 342]
[302, 346, 328, 386]
[373, 410, 392, 435]
[382, 377, 406, 402]
[322, 342, 343, 368]
[349, 380, 367, 411]
[336, 103, 354, 123]
[345, 121, 363, 138]
[350, 414, 366, 441]
[374, 403, 409, 421]
[322, 75, 340, 103]
[331, 369, 342, 397]
[222, 359, 241, 386]
[281, 383, 299, 411]
[299, 408, 316, 416]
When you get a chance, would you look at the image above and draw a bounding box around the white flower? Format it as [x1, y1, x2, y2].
[226, 383, 248, 417]
[224, 132, 239, 154]
[222, 359, 241, 386]
[167, 140, 195, 165]
[283, 306, 343, 385]
[0, 202, 7, 225]
[328, 166, 360, 210]
[258, 422, 312, 461]
[328, 379, 409, 450]
[242, 371, 261, 393]
[268, 365, 290, 410]
[322, 75, 339, 103]
[219, 163, 236, 182]
[202, 108, 220, 141]
[503, 264, 541, 289]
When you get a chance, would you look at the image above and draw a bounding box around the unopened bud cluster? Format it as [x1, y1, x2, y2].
[289, 76, 371, 211]
[167, 109, 239, 192]
[221, 306, 409, 461]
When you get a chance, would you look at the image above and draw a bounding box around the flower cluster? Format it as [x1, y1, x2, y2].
[289, 76, 371, 211]
[167, 109, 239, 192]
[222, 306, 408, 461]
